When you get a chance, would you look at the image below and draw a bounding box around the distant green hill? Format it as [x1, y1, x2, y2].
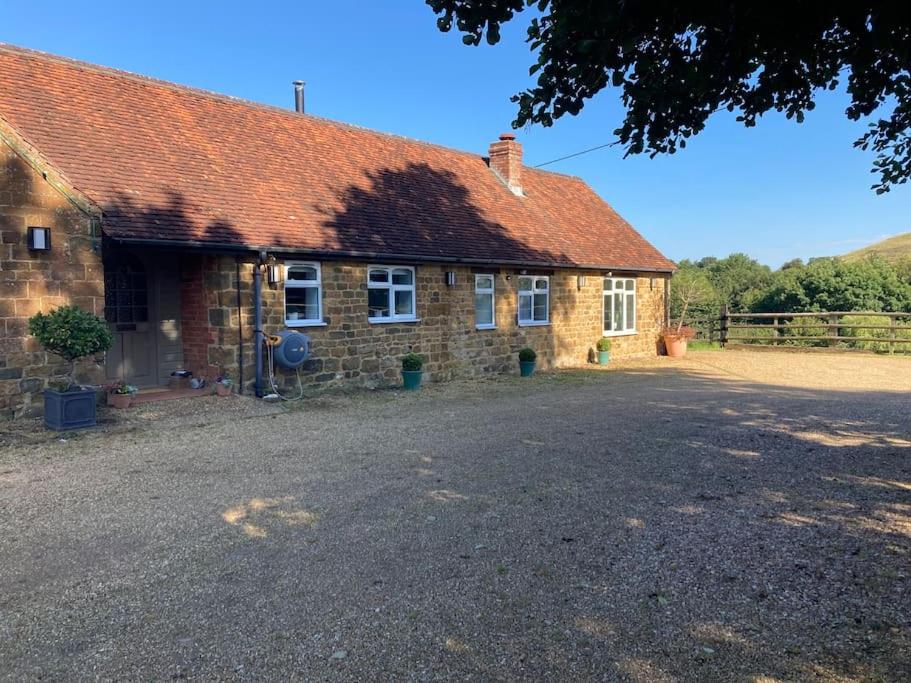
[842, 233, 911, 263]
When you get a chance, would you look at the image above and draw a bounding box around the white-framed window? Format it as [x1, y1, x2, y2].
[368, 265, 417, 322]
[284, 261, 323, 326]
[604, 277, 636, 335]
[475, 274, 496, 329]
[517, 275, 549, 326]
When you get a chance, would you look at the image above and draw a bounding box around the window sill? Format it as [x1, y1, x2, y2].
[475, 324, 497, 330]
[518, 320, 550, 327]
[286, 320, 327, 328]
[368, 317, 421, 325]
[603, 329, 636, 337]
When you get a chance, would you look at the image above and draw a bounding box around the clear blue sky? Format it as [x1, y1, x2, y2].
[3, 1, 909, 267]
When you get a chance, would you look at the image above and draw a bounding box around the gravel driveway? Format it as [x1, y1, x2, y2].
[1, 350, 909, 681]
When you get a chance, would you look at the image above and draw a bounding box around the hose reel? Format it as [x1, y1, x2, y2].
[266, 330, 310, 369]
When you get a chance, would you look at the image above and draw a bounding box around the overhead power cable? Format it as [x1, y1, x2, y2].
[532, 141, 614, 168]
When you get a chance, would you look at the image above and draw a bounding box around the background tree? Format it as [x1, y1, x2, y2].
[428, 1, 911, 192]
[753, 256, 911, 312]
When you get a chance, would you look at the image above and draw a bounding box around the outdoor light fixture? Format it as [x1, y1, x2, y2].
[267, 263, 282, 286]
[445, 271, 456, 287]
[650, 277, 657, 290]
[27, 227, 51, 251]
[577, 275, 587, 290]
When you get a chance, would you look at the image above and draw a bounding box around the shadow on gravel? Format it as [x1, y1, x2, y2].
[545, 364, 910, 681]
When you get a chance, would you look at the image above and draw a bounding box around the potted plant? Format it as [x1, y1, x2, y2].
[518, 347, 537, 377]
[596, 337, 612, 365]
[106, 381, 137, 409]
[28, 305, 113, 430]
[661, 324, 697, 358]
[665, 268, 714, 358]
[215, 375, 234, 396]
[401, 352, 424, 390]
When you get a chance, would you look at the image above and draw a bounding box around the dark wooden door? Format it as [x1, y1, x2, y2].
[104, 252, 157, 387]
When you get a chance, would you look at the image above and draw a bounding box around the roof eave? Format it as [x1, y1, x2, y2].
[106, 234, 676, 273]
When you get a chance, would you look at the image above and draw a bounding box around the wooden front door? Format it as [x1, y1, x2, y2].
[104, 252, 157, 387]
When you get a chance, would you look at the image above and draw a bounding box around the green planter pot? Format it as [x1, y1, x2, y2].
[598, 350, 610, 365]
[401, 370, 423, 390]
[519, 360, 536, 377]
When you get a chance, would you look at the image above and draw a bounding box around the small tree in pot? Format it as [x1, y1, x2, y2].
[29, 306, 113, 430]
[664, 269, 714, 358]
[518, 347, 537, 377]
[401, 352, 424, 390]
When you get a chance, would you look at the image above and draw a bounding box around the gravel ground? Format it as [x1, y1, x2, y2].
[0, 350, 908, 681]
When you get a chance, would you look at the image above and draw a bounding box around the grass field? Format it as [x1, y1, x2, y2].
[842, 232, 911, 263]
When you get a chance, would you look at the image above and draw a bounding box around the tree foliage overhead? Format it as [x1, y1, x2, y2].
[427, 1, 911, 192]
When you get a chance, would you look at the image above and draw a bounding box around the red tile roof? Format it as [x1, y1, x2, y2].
[0, 44, 675, 272]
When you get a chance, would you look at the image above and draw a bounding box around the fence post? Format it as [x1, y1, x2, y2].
[827, 313, 838, 347]
[773, 316, 779, 343]
[890, 315, 897, 354]
[719, 304, 729, 346]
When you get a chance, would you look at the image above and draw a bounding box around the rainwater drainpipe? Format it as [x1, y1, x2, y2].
[235, 259, 244, 395]
[254, 251, 266, 397]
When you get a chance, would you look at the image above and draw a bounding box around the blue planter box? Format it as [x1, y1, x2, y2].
[44, 388, 98, 431]
[519, 360, 536, 377]
[598, 350, 610, 365]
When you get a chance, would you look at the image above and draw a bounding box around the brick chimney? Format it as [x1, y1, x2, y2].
[488, 133, 523, 196]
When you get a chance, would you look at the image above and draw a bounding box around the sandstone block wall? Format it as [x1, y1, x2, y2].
[0, 143, 104, 418]
[202, 257, 668, 394]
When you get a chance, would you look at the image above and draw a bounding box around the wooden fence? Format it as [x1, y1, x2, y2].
[691, 310, 911, 352]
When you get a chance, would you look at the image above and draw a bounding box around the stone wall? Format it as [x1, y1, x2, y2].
[0, 142, 104, 418]
[201, 257, 668, 394]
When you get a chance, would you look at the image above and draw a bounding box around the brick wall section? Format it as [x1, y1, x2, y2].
[0, 142, 104, 418]
[179, 253, 214, 374]
[202, 257, 668, 394]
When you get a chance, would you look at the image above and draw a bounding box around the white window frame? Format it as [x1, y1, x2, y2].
[367, 265, 418, 323]
[603, 276, 636, 336]
[517, 275, 550, 326]
[284, 261, 325, 327]
[474, 273, 496, 330]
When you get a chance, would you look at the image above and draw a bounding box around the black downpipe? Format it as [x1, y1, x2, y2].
[253, 260, 264, 397]
[235, 259, 244, 395]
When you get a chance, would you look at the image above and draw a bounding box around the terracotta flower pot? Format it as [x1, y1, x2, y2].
[215, 383, 233, 397]
[663, 335, 688, 358]
[109, 392, 132, 409]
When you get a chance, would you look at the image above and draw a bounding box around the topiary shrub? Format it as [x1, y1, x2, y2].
[518, 347, 537, 363]
[401, 352, 424, 372]
[596, 337, 612, 352]
[29, 306, 113, 389]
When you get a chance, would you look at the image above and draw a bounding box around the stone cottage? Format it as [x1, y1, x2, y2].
[0, 44, 675, 417]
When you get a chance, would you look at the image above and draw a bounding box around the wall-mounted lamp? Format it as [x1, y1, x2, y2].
[267, 263, 282, 286]
[577, 274, 587, 290]
[444, 271, 456, 287]
[650, 277, 656, 290]
[27, 227, 51, 251]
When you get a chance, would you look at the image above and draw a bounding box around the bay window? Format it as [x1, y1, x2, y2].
[368, 266, 417, 322]
[284, 262, 323, 326]
[518, 275, 549, 325]
[604, 277, 636, 334]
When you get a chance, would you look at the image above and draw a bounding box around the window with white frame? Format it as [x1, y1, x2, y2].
[517, 275, 549, 325]
[284, 262, 322, 326]
[474, 274, 496, 329]
[604, 277, 636, 334]
[368, 266, 416, 322]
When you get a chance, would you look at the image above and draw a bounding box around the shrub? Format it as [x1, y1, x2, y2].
[29, 306, 113, 388]
[840, 314, 911, 353]
[401, 352, 424, 372]
[518, 347, 537, 362]
[596, 337, 612, 352]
